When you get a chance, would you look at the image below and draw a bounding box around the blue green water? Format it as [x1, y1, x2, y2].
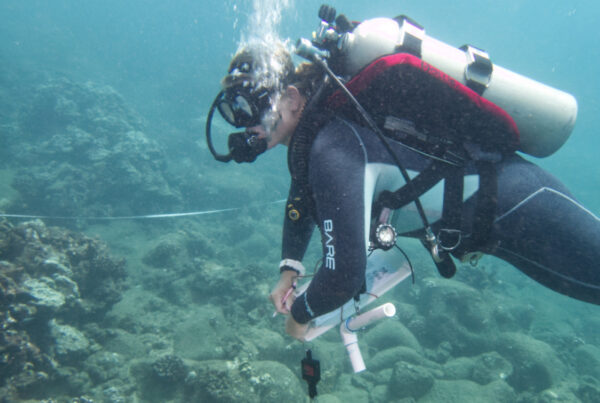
[3, 0, 597, 202]
[1, 1, 599, 402]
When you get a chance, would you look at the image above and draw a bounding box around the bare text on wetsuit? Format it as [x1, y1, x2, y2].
[324, 219, 335, 270]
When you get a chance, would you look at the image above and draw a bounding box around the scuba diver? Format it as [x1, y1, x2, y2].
[206, 6, 600, 340]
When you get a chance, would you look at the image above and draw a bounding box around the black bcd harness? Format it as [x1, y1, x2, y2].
[288, 17, 519, 279]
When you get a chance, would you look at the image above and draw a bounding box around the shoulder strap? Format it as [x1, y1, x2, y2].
[376, 161, 446, 210]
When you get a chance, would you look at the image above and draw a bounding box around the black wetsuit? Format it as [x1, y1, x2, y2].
[283, 118, 600, 324]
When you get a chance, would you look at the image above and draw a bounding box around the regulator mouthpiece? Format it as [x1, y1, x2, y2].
[228, 131, 268, 163]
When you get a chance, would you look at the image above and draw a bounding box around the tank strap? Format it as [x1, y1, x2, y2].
[393, 15, 425, 58]
[459, 161, 498, 255]
[460, 45, 494, 95]
[439, 166, 464, 252]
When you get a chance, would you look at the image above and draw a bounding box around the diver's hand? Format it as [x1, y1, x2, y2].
[269, 270, 298, 315]
[285, 315, 309, 341]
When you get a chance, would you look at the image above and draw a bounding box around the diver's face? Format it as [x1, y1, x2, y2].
[249, 86, 305, 149]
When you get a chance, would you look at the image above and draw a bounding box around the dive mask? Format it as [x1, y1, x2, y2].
[216, 85, 272, 129]
[206, 89, 269, 163]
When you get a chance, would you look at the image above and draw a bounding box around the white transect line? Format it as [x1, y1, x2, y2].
[0, 199, 286, 221]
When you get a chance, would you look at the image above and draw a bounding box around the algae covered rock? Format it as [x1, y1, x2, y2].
[21, 277, 66, 312]
[243, 327, 287, 362]
[363, 318, 422, 353]
[420, 379, 516, 403]
[416, 277, 495, 355]
[443, 351, 512, 386]
[152, 354, 187, 381]
[573, 344, 600, 379]
[1, 219, 126, 320]
[0, 219, 126, 401]
[471, 351, 513, 385]
[142, 237, 185, 269]
[443, 356, 476, 381]
[50, 319, 91, 363]
[173, 304, 230, 361]
[388, 361, 434, 399]
[332, 373, 371, 403]
[182, 359, 304, 403]
[368, 345, 432, 372]
[83, 351, 128, 383]
[496, 332, 567, 392]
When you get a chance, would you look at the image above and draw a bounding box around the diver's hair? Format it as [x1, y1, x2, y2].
[222, 42, 295, 94]
[290, 62, 324, 100]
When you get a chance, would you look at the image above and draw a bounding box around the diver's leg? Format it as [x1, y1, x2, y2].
[482, 155, 600, 304]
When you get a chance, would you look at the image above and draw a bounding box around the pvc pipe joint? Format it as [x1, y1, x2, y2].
[340, 303, 396, 373]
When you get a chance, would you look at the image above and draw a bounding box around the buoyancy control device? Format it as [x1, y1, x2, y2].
[307, 9, 578, 158]
[292, 5, 578, 279]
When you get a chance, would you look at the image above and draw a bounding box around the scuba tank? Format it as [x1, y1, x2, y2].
[294, 5, 578, 280]
[338, 17, 578, 158]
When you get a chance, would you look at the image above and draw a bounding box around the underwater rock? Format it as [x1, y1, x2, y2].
[242, 327, 286, 362]
[368, 385, 390, 403]
[576, 381, 600, 403]
[11, 78, 181, 218]
[496, 332, 566, 392]
[7, 220, 126, 316]
[419, 379, 516, 403]
[0, 219, 126, 401]
[333, 374, 370, 402]
[531, 385, 583, 403]
[250, 361, 305, 402]
[573, 344, 600, 379]
[311, 394, 343, 403]
[55, 365, 94, 397]
[102, 385, 128, 403]
[21, 277, 66, 312]
[388, 361, 434, 400]
[189, 261, 268, 309]
[0, 327, 55, 400]
[442, 356, 476, 381]
[368, 345, 438, 373]
[492, 300, 536, 332]
[173, 304, 230, 361]
[83, 351, 127, 383]
[442, 351, 513, 386]
[142, 238, 183, 269]
[471, 351, 513, 385]
[160, 359, 306, 403]
[50, 319, 91, 363]
[416, 277, 495, 355]
[151, 354, 187, 382]
[363, 318, 423, 353]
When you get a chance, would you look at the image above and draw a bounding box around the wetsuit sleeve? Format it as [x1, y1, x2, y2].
[281, 181, 315, 261]
[291, 121, 368, 324]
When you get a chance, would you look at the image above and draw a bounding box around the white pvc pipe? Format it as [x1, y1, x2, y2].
[340, 328, 365, 373]
[339, 303, 397, 373]
[346, 303, 396, 331]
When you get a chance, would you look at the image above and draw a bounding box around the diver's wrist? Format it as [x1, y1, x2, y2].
[279, 258, 306, 276]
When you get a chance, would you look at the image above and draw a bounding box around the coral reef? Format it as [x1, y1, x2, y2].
[0, 67, 597, 403]
[8, 78, 181, 218]
[0, 219, 126, 401]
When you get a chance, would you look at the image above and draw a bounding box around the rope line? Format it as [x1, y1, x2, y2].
[0, 199, 286, 221]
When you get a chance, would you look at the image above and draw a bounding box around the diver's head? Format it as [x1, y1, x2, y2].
[219, 45, 295, 129]
[206, 43, 297, 163]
